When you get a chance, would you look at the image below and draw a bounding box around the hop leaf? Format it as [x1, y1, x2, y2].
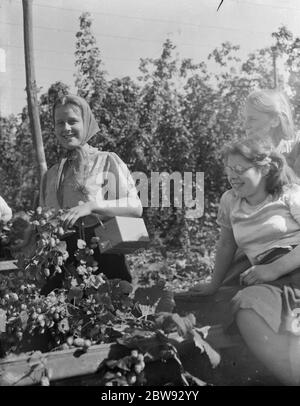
[192, 330, 221, 369]
[90, 274, 105, 289]
[139, 304, 157, 318]
[155, 313, 196, 336]
[68, 287, 83, 301]
[134, 285, 165, 306]
[56, 241, 67, 253]
[116, 280, 133, 295]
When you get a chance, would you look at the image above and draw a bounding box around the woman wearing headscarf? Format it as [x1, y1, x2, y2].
[40, 94, 142, 294]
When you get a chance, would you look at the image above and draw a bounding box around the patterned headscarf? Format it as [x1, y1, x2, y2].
[53, 94, 100, 197]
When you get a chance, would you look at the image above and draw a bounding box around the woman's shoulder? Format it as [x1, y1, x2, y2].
[106, 151, 125, 162]
[89, 151, 129, 177]
[220, 188, 237, 200]
[100, 151, 129, 169]
[81, 145, 124, 162]
[219, 189, 238, 207]
[93, 150, 122, 161]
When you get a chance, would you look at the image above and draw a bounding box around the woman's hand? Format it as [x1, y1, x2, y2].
[62, 201, 94, 229]
[240, 264, 279, 286]
[189, 282, 219, 296]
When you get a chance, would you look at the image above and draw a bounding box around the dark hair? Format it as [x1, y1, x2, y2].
[222, 138, 299, 196]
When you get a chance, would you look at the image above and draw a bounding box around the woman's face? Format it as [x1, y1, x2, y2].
[244, 103, 275, 139]
[225, 153, 266, 200]
[54, 104, 84, 149]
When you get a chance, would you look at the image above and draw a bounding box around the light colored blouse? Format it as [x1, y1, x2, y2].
[0, 196, 12, 223]
[40, 146, 139, 227]
[217, 184, 300, 265]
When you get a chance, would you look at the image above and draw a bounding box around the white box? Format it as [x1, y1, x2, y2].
[94, 217, 150, 254]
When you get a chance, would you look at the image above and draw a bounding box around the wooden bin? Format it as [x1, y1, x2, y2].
[0, 326, 276, 387]
[0, 333, 188, 386]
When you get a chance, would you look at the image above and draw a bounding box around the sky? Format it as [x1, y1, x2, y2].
[1, 0, 300, 116]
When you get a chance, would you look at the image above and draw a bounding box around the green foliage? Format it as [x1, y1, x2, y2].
[0, 115, 20, 207]
[1, 19, 300, 250]
[39, 81, 70, 168]
[0, 209, 171, 352]
[74, 12, 107, 109]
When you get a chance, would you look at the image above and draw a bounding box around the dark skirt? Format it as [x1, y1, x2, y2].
[40, 225, 132, 295]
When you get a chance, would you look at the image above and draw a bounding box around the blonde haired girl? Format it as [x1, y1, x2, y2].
[244, 88, 296, 155]
[40, 94, 142, 294]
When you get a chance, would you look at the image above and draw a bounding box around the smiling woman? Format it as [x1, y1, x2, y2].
[217, 89, 300, 287]
[224, 164, 255, 176]
[40, 94, 143, 294]
[192, 138, 300, 385]
[54, 104, 85, 150]
[225, 153, 270, 206]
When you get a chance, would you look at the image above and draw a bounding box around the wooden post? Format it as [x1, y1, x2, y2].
[22, 0, 47, 205]
[271, 46, 278, 89]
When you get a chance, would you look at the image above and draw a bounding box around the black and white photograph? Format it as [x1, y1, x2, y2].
[1, 0, 300, 390]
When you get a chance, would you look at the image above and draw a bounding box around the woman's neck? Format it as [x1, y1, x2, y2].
[245, 178, 269, 206]
[244, 186, 269, 206]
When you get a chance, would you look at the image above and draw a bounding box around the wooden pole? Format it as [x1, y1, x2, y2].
[22, 0, 47, 205]
[271, 46, 278, 89]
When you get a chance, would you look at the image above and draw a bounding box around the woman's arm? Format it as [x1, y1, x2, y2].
[265, 244, 300, 278]
[62, 151, 143, 228]
[191, 225, 237, 294]
[62, 198, 142, 228]
[211, 226, 238, 287]
[89, 198, 143, 218]
[87, 152, 142, 219]
[241, 244, 300, 286]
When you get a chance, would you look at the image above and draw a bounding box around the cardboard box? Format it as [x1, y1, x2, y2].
[94, 217, 150, 254]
